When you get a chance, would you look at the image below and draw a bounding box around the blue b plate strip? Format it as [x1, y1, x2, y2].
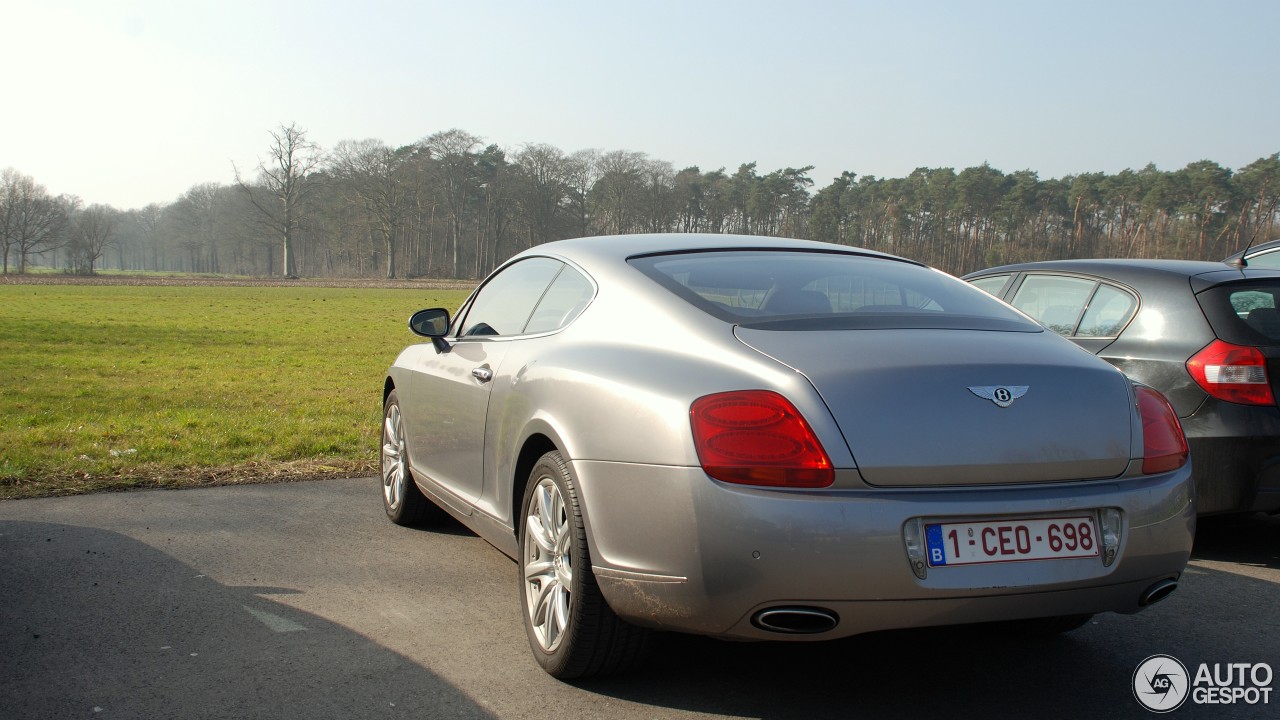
[925, 523, 947, 566]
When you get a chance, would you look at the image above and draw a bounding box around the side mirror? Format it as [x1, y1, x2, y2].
[409, 308, 451, 351]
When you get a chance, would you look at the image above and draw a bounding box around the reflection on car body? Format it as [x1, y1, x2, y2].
[383, 234, 1194, 679]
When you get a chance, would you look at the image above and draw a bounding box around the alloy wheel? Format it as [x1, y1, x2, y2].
[523, 476, 573, 652]
[381, 404, 408, 510]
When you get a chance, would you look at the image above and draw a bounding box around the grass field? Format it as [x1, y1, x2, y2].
[0, 283, 471, 499]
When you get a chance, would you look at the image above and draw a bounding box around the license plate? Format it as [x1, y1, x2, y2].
[925, 516, 1099, 567]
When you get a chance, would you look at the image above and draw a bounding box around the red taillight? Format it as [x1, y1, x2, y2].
[1186, 339, 1275, 406]
[1136, 386, 1189, 475]
[690, 390, 834, 488]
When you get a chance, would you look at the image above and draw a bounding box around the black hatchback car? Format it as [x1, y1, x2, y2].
[965, 259, 1280, 515]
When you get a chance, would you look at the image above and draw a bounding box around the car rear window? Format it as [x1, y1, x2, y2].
[629, 250, 1041, 332]
[1198, 280, 1280, 345]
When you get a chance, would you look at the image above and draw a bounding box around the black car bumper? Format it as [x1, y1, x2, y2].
[1180, 399, 1280, 514]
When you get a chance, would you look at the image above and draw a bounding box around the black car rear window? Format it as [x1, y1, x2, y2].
[1198, 280, 1280, 345]
[629, 250, 1042, 332]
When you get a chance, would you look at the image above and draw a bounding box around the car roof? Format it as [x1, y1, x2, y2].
[512, 233, 909, 268]
[965, 257, 1280, 290]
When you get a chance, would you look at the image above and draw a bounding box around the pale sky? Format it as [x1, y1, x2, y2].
[3, 0, 1278, 210]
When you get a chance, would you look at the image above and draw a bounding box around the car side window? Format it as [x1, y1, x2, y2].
[1009, 275, 1097, 336]
[1076, 284, 1138, 338]
[523, 265, 595, 334]
[459, 257, 563, 337]
[968, 274, 1013, 297]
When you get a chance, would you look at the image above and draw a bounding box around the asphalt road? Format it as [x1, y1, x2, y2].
[1, 478, 1276, 720]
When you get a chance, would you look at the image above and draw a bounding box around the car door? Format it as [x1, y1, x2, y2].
[399, 257, 564, 505]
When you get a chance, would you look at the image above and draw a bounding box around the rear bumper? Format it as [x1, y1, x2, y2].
[1181, 399, 1280, 514]
[574, 460, 1195, 640]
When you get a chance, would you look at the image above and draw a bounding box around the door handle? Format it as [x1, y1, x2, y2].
[471, 366, 494, 383]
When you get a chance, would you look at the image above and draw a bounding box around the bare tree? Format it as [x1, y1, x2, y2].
[424, 129, 483, 278]
[592, 150, 647, 235]
[328, 139, 415, 278]
[69, 204, 118, 274]
[512, 143, 570, 248]
[234, 123, 324, 278]
[639, 158, 677, 232]
[136, 203, 166, 270]
[564, 149, 602, 237]
[0, 169, 69, 273]
[168, 183, 224, 272]
[0, 168, 15, 273]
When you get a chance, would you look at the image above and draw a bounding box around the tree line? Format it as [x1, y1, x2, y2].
[3, 124, 1277, 279]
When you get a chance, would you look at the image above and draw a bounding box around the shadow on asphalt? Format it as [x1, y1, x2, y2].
[0, 520, 494, 720]
[4, 501, 1277, 720]
[1192, 511, 1280, 569]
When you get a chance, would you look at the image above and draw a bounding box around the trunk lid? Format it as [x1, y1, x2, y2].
[735, 327, 1134, 487]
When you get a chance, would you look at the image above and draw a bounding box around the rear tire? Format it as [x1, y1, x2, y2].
[380, 390, 443, 526]
[518, 450, 650, 679]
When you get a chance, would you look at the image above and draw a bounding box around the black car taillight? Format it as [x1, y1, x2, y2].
[1186, 339, 1275, 406]
[690, 390, 834, 488]
[1136, 386, 1188, 475]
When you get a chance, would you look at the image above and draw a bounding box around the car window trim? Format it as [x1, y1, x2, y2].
[1008, 271, 1140, 340]
[1074, 282, 1140, 340]
[966, 272, 1016, 297]
[452, 256, 562, 340]
[519, 260, 600, 335]
[1008, 273, 1097, 336]
[451, 255, 598, 343]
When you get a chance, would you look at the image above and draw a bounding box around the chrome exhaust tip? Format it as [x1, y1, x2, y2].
[1140, 578, 1178, 607]
[751, 606, 839, 634]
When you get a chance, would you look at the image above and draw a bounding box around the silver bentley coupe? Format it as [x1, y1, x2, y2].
[381, 234, 1195, 679]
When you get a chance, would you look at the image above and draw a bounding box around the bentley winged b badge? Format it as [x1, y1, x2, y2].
[968, 385, 1029, 408]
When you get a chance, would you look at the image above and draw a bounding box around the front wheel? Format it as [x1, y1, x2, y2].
[518, 450, 649, 679]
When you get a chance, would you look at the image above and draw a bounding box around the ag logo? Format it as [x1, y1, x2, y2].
[1134, 655, 1190, 712]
